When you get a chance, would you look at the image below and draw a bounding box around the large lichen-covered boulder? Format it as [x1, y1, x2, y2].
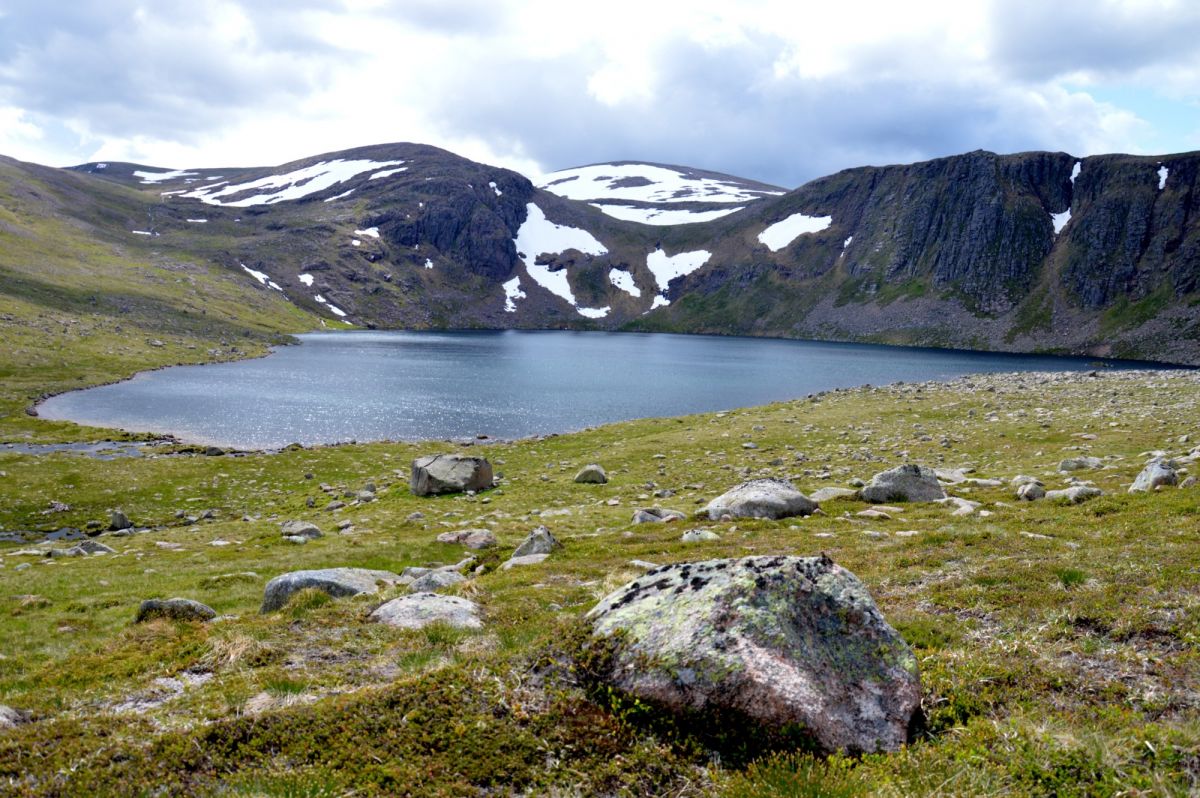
[585, 555, 921, 754]
[704, 479, 817, 521]
[861, 464, 946, 503]
[410, 455, 494, 496]
[260, 567, 405, 612]
[1128, 459, 1178, 493]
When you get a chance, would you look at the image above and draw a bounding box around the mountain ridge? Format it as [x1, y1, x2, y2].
[4, 141, 1198, 364]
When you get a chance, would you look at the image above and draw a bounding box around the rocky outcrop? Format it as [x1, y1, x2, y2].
[585, 555, 921, 754]
[512, 526, 561, 558]
[369, 593, 483, 630]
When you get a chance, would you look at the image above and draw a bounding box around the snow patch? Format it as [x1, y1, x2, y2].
[503, 277, 525, 312]
[539, 163, 782, 205]
[130, 230, 155, 236]
[241, 264, 270, 285]
[185, 218, 208, 223]
[181, 159, 404, 207]
[758, 213, 832, 251]
[576, 306, 611, 319]
[312, 294, 348, 317]
[588, 203, 745, 225]
[354, 227, 380, 238]
[513, 203, 608, 306]
[95, 163, 107, 169]
[324, 189, 355, 203]
[650, 295, 671, 309]
[489, 181, 502, 196]
[369, 167, 407, 180]
[298, 274, 313, 286]
[1051, 209, 1071, 235]
[843, 235, 853, 249]
[1070, 161, 1081, 184]
[645, 248, 711, 293]
[351, 239, 361, 247]
[1158, 165, 1169, 190]
[133, 169, 198, 184]
[609, 269, 641, 297]
[424, 258, 434, 269]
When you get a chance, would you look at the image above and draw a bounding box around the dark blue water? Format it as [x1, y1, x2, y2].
[37, 331, 1159, 449]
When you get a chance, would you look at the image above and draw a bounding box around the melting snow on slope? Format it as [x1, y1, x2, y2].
[588, 203, 745, 225]
[1158, 165, 1169, 190]
[503, 277, 526, 312]
[298, 274, 314, 286]
[180, 159, 405, 207]
[424, 259, 434, 269]
[489, 181, 502, 196]
[513, 203, 607, 309]
[133, 169, 199, 184]
[1051, 209, 1071, 235]
[324, 189, 355, 203]
[758, 213, 832, 252]
[370, 167, 407, 180]
[241, 263, 284, 291]
[577, 306, 611, 319]
[609, 269, 641, 297]
[539, 163, 781, 204]
[186, 218, 208, 223]
[1070, 162, 1081, 183]
[650, 295, 671, 309]
[354, 227, 380, 238]
[131, 230, 156, 236]
[645, 249, 711, 294]
[313, 295, 347, 317]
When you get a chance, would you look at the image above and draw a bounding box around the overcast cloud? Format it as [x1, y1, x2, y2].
[1, 0, 1197, 187]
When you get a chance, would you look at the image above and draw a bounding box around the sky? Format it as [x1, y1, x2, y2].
[1, 0, 1199, 188]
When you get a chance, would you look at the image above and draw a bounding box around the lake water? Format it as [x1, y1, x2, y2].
[38, 331, 1158, 449]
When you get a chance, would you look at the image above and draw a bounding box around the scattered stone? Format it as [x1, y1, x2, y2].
[136, 598, 217, 623]
[406, 511, 425, 522]
[574, 464, 609, 484]
[336, 519, 353, 531]
[410, 454, 493, 496]
[631, 508, 687, 524]
[0, 705, 30, 728]
[260, 568, 404, 613]
[1181, 476, 1197, 489]
[204, 446, 225, 457]
[704, 478, 817, 521]
[861, 465, 946, 503]
[501, 554, 549, 569]
[409, 570, 467, 593]
[325, 501, 345, 511]
[1045, 485, 1104, 504]
[280, 520, 322, 541]
[1059, 456, 1103, 471]
[938, 497, 982, 516]
[109, 510, 132, 531]
[586, 555, 921, 754]
[681, 528, 720, 543]
[856, 509, 891, 520]
[512, 526, 561, 558]
[809, 487, 859, 503]
[1011, 475, 1043, 488]
[628, 559, 660, 570]
[1129, 459, 1178, 493]
[1016, 482, 1046, 501]
[370, 593, 483, 629]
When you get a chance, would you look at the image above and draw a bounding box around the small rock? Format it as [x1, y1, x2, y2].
[406, 511, 425, 522]
[1045, 485, 1104, 504]
[1180, 476, 1197, 489]
[0, 705, 31, 728]
[855, 509, 891, 520]
[1059, 456, 1103, 472]
[1016, 482, 1046, 501]
[109, 510, 132, 531]
[136, 598, 217, 623]
[681, 528, 720, 543]
[512, 526, 561, 558]
[809, 487, 859, 503]
[631, 508, 687, 524]
[500, 553, 549, 569]
[260, 568, 404, 613]
[369, 593, 482, 629]
[409, 570, 467, 593]
[574, 464, 609, 484]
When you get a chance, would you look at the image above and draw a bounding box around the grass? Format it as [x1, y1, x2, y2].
[0, 358, 1198, 794]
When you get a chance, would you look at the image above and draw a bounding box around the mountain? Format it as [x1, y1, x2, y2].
[2, 142, 1197, 365]
[537, 161, 785, 225]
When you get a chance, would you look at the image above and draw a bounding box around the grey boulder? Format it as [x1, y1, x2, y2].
[109, 509, 132, 531]
[586, 555, 921, 754]
[436, 528, 497, 549]
[1129, 459, 1178, 493]
[136, 598, 217, 623]
[809, 487, 859, 503]
[631, 508, 686, 524]
[1059, 456, 1103, 471]
[0, 705, 30, 728]
[704, 479, 817, 521]
[860, 464, 946, 503]
[261, 567, 404, 612]
[1046, 485, 1104, 504]
[512, 526, 561, 558]
[408, 570, 466, 593]
[574, 464, 609, 484]
[369, 593, 482, 630]
[280, 520, 323, 541]
[410, 455, 493, 496]
[1016, 482, 1046, 501]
